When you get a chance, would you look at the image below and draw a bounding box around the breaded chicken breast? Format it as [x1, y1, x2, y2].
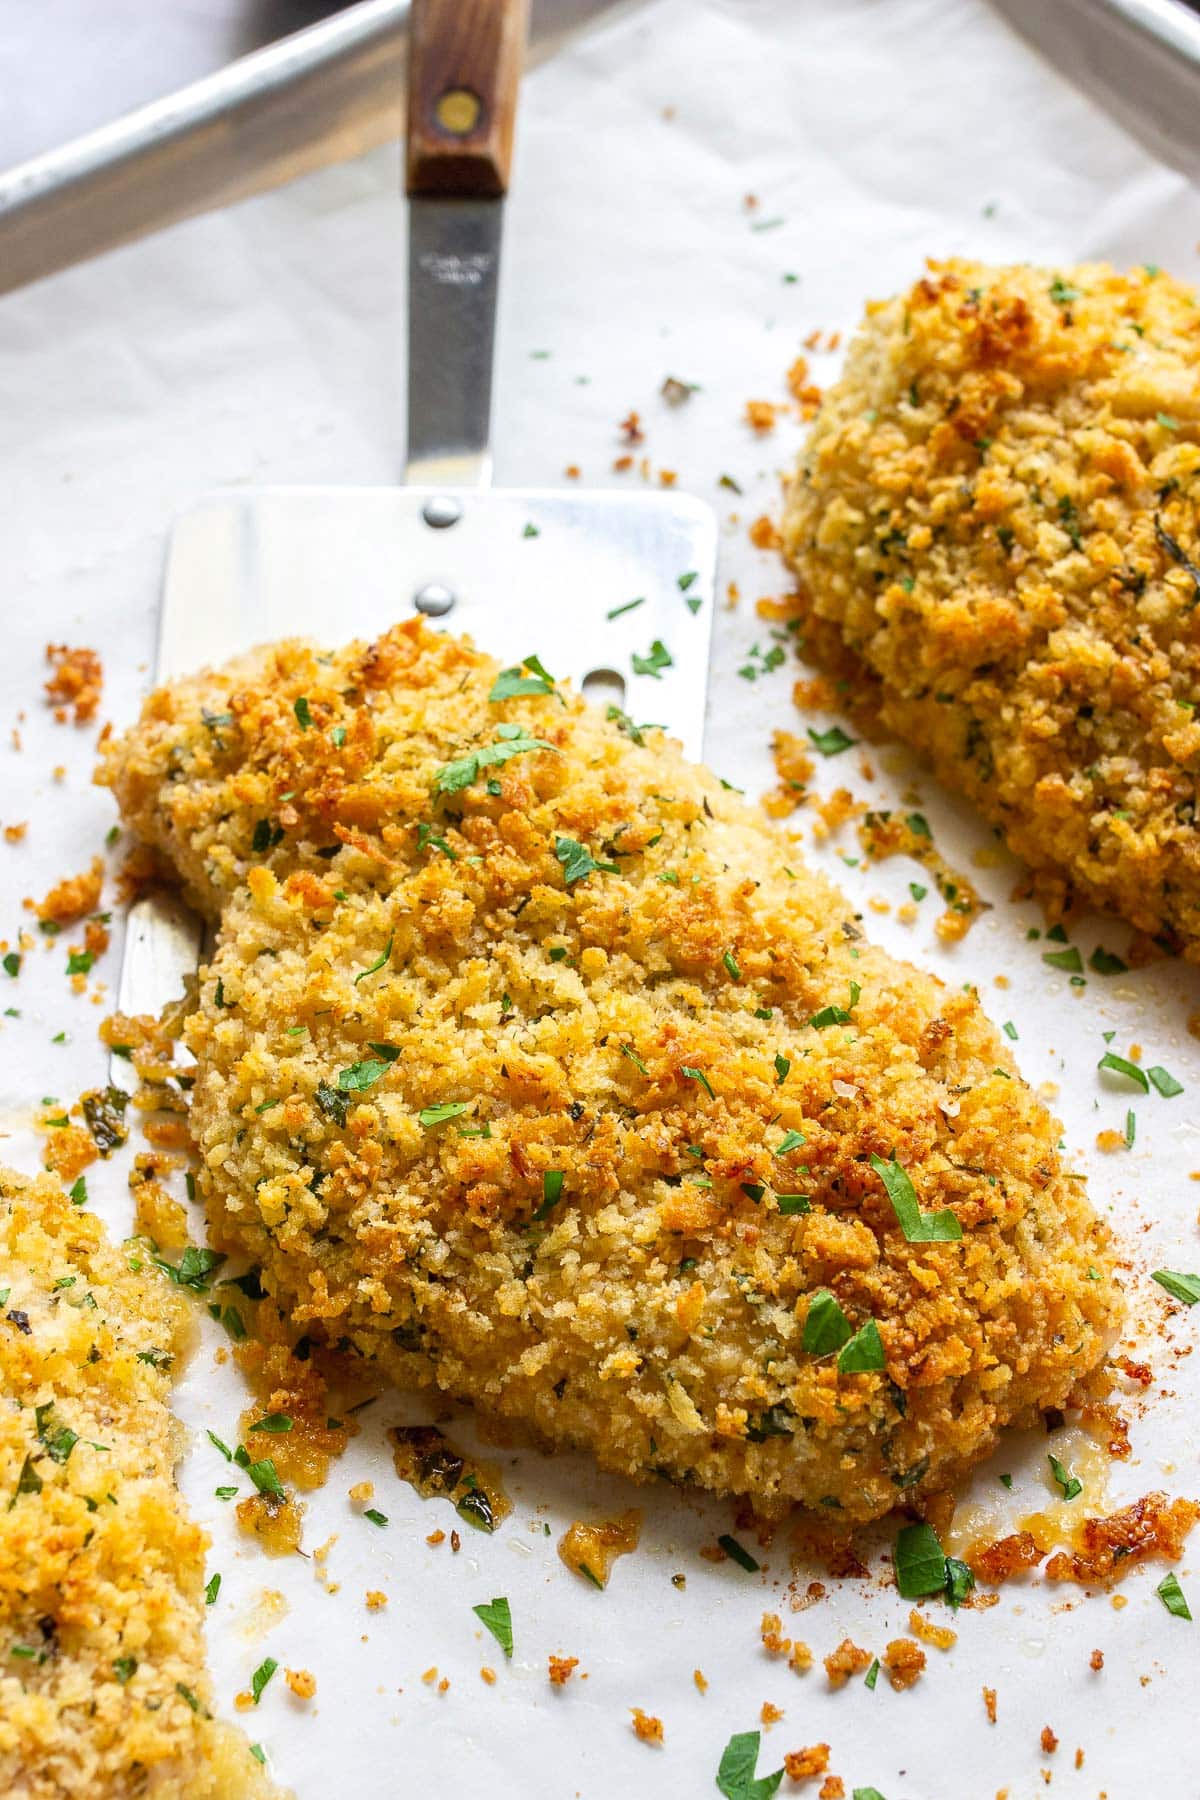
[99, 620, 1120, 1522]
[0, 1167, 282, 1799]
[783, 259, 1200, 951]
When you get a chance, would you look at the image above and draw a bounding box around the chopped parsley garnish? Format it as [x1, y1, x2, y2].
[1097, 1052, 1148, 1092]
[364, 1508, 388, 1526]
[775, 1193, 810, 1215]
[1089, 946, 1128, 975]
[353, 935, 393, 985]
[522, 522, 539, 538]
[894, 1521, 948, 1598]
[715, 1729, 783, 1799]
[250, 1414, 293, 1434]
[1157, 1571, 1192, 1620]
[35, 1403, 78, 1464]
[717, 1533, 760, 1573]
[293, 696, 313, 730]
[802, 1290, 852, 1355]
[176, 1682, 207, 1715]
[1, 953, 19, 978]
[618, 1042, 648, 1075]
[909, 882, 927, 902]
[681, 1066, 716, 1101]
[808, 1003, 851, 1028]
[631, 639, 673, 679]
[418, 1102, 470, 1128]
[472, 1595, 513, 1657]
[68, 1177, 87, 1207]
[1148, 1065, 1183, 1098]
[532, 1170, 564, 1222]
[250, 1657, 277, 1705]
[864, 1657, 880, 1690]
[215, 1485, 239, 1501]
[433, 726, 555, 795]
[945, 1557, 975, 1608]
[773, 1053, 789, 1084]
[65, 949, 94, 977]
[775, 1129, 805, 1156]
[807, 725, 856, 757]
[151, 1246, 225, 1293]
[331, 724, 347, 748]
[241, 1455, 284, 1500]
[1048, 1451, 1082, 1502]
[1043, 946, 1083, 974]
[606, 597, 645, 621]
[555, 836, 618, 885]
[1049, 276, 1081, 305]
[113, 1655, 137, 1684]
[723, 949, 742, 981]
[207, 1430, 233, 1461]
[1152, 1269, 1200, 1305]
[1155, 513, 1200, 607]
[489, 654, 558, 702]
[417, 821, 458, 860]
[605, 705, 662, 747]
[1002, 1021, 1018, 1041]
[837, 1318, 885, 1374]
[336, 1057, 393, 1095]
[205, 1573, 221, 1605]
[870, 1153, 962, 1242]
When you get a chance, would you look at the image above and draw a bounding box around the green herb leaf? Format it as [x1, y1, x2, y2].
[723, 949, 742, 981]
[250, 1657, 277, 1705]
[315, 1080, 348, 1127]
[532, 1170, 565, 1223]
[1089, 946, 1128, 975]
[418, 1102, 470, 1129]
[894, 1521, 948, 1598]
[68, 1177, 88, 1207]
[1097, 1052, 1149, 1092]
[870, 1153, 962, 1242]
[1043, 946, 1083, 973]
[718, 1534, 760, 1573]
[433, 728, 556, 796]
[775, 1193, 810, 1215]
[808, 1004, 851, 1028]
[837, 1318, 885, 1374]
[631, 639, 673, 680]
[716, 1729, 783, 1800]
[353, 935, 393, 985]
[1157, 1571, 1192, 1620]
[606, 597, 645, 621]
[2, 953, 19, 978]
[66, 950, 94, 977]
[863, 1658, 880, 1690]
[336, 1057, 392, 1095]
[489, 654, 558, 702]
[205, 1573, 221, 1605]
[554, 836, 618, 885]
[250, 1414, 293, 1434]
[1047, 1451, 1082, 1502]
[244, 1457, 284, 1500]
[1152, 1269, 1200, 1305]
[802, 1290, 852, 1356]
[1148, 1065, 1183, 1098]
[807, 725, 856, 757]
[364, 1507, 388, 1526]
[773, 1053, 789, 1085]
[472, 1595, 513, 1657]
[775, 1129, 805, 1156]
[152, 1246, 226, 1293]
[945, 1557, 975, 1608]
[113, 1655, 137, 1684]
[293, 697, 313, 730]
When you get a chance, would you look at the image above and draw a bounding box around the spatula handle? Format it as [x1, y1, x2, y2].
[406, 0, 528, 198]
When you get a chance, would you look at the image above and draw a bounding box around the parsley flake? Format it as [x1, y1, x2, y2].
[472, 1595, 514, 1657]
[1152, 1269, 1200, 1305]
[870, 1153, 962, 1242]
[1157, 1571, 1192, 1620]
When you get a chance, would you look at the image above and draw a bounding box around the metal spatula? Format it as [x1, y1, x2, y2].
[116, 0, 717, 1027]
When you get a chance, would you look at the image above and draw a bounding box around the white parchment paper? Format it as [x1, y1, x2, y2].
[3, 2, 1200, 1794]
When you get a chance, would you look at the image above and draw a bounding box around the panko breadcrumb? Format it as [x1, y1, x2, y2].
[783, 259, 1200, 955]
[99, 618, 1120, 1521]
[0, 1167, 283, 1799]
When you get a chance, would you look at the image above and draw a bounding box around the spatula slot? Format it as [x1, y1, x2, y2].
[581, 667, 626, 709]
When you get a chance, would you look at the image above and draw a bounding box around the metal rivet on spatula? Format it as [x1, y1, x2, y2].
[414, 582, 456, 617]
[422, 495, 462, 529]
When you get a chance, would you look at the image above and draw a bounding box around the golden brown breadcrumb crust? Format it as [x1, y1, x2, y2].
[782, 258, 1200, 952]
[99, 619, 1120, 1522]
[0, 1166, 284, 1799]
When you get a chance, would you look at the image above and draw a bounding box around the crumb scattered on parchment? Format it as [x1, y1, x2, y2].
[745, 400, 778, 433]
[365, 1590, 387, 1611]
[285, 1668, 316, 1700]
[824, 1639, 872, 1689]
[45, 643, 103, 724]
[1041, 1726, 1059, 1755]
[32, 856, 103, 925]
[908, 1608, 957, 1651]
[760, 1701, 784, 1727]
[693, 1668, 708, 1693]
[749, 514, 782, 551]
[883, 1638, 926, 1690]
[548, 1655, 579, 1687]
[983, 1686, 998, 1724]
[784, 1744, 830, 1781]
[630, 1708, 663, 1745]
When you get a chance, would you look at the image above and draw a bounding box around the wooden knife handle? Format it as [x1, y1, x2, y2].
[406, 0, 528, 199]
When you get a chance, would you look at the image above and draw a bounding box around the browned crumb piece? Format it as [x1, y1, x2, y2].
[763, 731, 815, 819]
[348, 1481, 374, 1502]
[480, 1667, 496, 1685]
[817, 1779, 844, 1800]
[427, 1529, 445, 1546]
[761, 1702, 784, 1727]
[33, 856, 103, 926]
[548, 1656, 579, 1687]
[883, 1638, 926, 1691]
[131, 1175, 189, 1249]
[983, 1686, 998, 1724]
[1040, 1727, 1058, 1755]
[1074, 1749, 1085, 1770]
[4, 823, 27, 843]
[908, 1608, 956, 1650]
[285, 1669, 316, 1700]
[1089, 1649, 1104, 1672]
[788, 1642, 813, 1675]
[784, 1744, 830, 1780]
[745, 400, 778, 433]
[421, 1667, 437, 1684]
[45, 643, 103, 724]
[786, 358, 810, 403]
[41, 1122, 97, 1183]
[693, 1668, 708, 1693]
[365, 1591, 387, 1611]
[824, 1639, 873, 1689]
[813, 787, 866, 841]
[750, 514, 782, 551]
[630, 1708, 663, 1745]
[1044, 1492, 1200, 1585]
[558, 1511, 641, 1588]
[761, 1612, 792, 1655]
[971, 1531, 1045, 1586]
[235, 1491, 305, 1556]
